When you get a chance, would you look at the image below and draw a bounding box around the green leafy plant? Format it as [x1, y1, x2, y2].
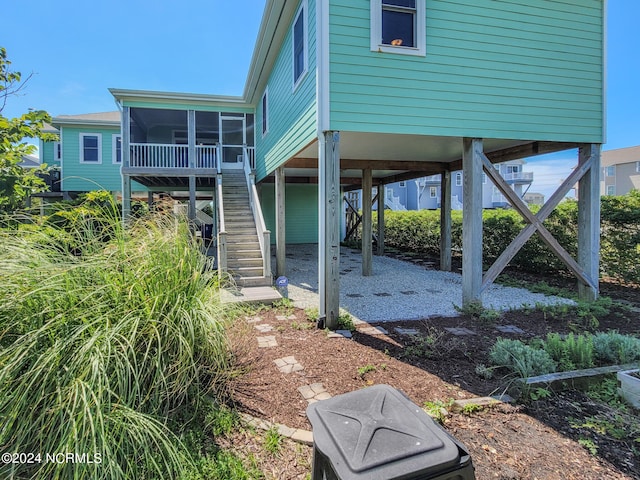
[489, 338, 556, 377]
[263, 427, 283, 456]
[592, 331, 640, 364]
[529, 387, 552, 401]
[423, 399, 455, 424]
[578, 438, 598, 456]
[357, 364, 377, 378]
[337, 312, 356, 331]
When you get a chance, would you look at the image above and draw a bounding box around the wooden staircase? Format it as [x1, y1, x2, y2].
[222, 172, 271, 287]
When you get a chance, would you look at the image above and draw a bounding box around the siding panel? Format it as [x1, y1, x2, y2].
[329, 0, 604, 143]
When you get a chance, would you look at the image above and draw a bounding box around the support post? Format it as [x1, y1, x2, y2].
[462, 138, 483, 307]
[377, 184, 385, 256]
[319, 131, 341, 330]
[577, 144, 601, 301]
[122, 175, 131, 221]
[275, 166, 286, 277]
[187, 110, 196, 169]
[188, 176, 196, 224]
[362, 168, 373, 276]
[147, 192, 154, 211]
[440, 170, 452, 272]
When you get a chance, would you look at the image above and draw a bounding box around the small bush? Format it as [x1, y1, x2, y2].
[489, 338, 556, 377]
[592, 331, 640, 364]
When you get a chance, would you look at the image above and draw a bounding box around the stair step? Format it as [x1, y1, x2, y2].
[228, 258, 263, 268]
[229, 266, 264, 277]
[225, 234, 260, 242]
[228, 243, 261, 251]
[233, 276, 273, 288]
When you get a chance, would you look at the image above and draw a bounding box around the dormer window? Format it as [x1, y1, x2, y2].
[371, 0, 426, 56]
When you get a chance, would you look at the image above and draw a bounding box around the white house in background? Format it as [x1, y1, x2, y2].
[382, 159, 534, 211]
[600, 145, 640, 196]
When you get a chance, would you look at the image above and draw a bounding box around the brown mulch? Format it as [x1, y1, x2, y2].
[227, 272, 640, 480]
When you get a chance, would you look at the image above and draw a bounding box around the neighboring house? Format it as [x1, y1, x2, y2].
[381, 160, 533, 210]
[19, 154, 40, 169]
[524, 192, 545, 206]
[600, 145, 640, 196]
[43, 0, 605, 321]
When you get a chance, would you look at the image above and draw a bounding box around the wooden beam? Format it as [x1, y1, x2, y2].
[462, 138, 483, 306]
[287, 157, 450, 171]
[577, 144, 601, 301]
[122, 174, 131, 221]
[188, 175, 196, 223]
[275, 166, 286, 277]
[319, 132, 341, 330]
[440, 170, 452, 272]
[377, 185, 385, 256]
[362, 168, 373, 276]
[480, 151, 597, 292]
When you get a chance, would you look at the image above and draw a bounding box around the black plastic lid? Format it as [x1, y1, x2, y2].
[307, 385, 462, 480]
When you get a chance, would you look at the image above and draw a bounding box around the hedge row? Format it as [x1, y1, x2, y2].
[381, 190, 640, 284]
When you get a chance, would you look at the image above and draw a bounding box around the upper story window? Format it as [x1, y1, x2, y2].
[53, 141, 62, 162]
[606, 185, 615, 196]
[429, 186, 437, 198]
[371, 0, 426, 57]
[292, 1, 308, 88]
[80, 133, 102, 164]
[605, 165, 615, 177]
[261, 89, 269, 137]
[636, 161, 640, 173]
[455, 173, 462, 186]
[112, 134, 122, 164]
[399, 181, 406, 187]
[506, 165, 521, 174]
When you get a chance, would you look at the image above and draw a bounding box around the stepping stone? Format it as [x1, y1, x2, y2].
[395, 327, 419, 336]
[346, 293, 364, 298]
[328, 330, 353, 339]
[246, 316, 263, 323]
[257, 336, 278, 348]
[359, 326, 389, 336]
[274, 356, 304, 374]
[298, 383, 332, 403]
[496, 325, 526, 334]
[255, 324, 274, 333]
[374, 292, 392, 297]
[400, 290, 418, 295]
[444, 327, 477, 336]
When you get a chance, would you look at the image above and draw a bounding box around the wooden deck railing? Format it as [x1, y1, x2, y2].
[244, 146, 271, 280]
[129, 143, 219, 170]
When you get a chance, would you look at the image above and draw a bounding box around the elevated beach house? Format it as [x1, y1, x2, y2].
[48, 0, 605, 328]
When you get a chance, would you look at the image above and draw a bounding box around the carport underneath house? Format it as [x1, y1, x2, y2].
[266, 133, 601, 329]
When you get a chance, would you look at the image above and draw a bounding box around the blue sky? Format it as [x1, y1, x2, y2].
[3, 0, 639, 199]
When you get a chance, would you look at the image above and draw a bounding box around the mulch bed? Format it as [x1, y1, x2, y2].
[227, 266, 640, 480]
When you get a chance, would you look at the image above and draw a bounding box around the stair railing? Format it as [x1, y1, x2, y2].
[216, 143, 222, 174]
[243, 145, 271, 282]
[216, 173, 227, 279]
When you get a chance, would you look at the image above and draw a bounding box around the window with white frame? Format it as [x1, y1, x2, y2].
[429, 186, 437, 198]
[636, 161, 640, 173]
[606, 185, 615, 196]
[292, 1, 308, 88]
[261, 89, 269, 136]
[371, 0, 426, 56]
[455, 173, 462, 186]
[506, 164, 521, 174]
[112, 134, 122, 164]
[80, 133, 101, 163]
[605, 165, 615, 177]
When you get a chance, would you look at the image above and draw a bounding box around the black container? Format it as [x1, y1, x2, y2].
[307, 384, 474, 480]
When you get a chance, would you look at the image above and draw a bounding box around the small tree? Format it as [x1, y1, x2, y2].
[0, 47, 58, 214]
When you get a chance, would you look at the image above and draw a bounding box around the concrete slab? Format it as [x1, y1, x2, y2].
[221, 286, 282, 305]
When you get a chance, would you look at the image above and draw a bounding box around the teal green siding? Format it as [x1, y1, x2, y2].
[261, 184, 318, 244]
[255, 0, 318, 181]
[61, 126, 145, 192]
[329, 0, 604, 142]
[40, 141, 60, 168]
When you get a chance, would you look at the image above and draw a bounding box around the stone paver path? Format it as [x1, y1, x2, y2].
[395, 327, 420, 336]
[298, 383, 332, 404]
[257, 336, 278, 348]
[274, 356, 304, 374]
[445, 327, 477, 336]
[496, 325, 526, 334]
[359, 326, 389, 336]
[255, 324, 274, 333]
[328, 330, 353, 339]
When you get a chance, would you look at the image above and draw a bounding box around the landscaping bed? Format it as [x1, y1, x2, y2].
[229, 290, 640, 479]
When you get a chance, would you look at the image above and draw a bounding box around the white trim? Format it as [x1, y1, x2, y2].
[112, 134, 122, 164]
[292, 0, 309, 91]
[261, 87, 269, 137]
[79, 133, 102, 164]
[370, 0, 426, 57]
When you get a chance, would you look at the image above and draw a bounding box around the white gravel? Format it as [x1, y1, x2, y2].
[275, 244, 574, 323]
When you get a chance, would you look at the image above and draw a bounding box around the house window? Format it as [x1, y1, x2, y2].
[80, 133, 101, 163]
[399, 181, 406, 187]
[112, 134, 122, 164]
[636, 161, 640, 173]
[261, 89, 269, 136]
[53, 141, 62, 162]
[371, 0, 426, 56]
[506, 165, 521, 174]
[605, 165, 615, 177]
[429, 186, 437, 198]
[455, 173, 462, 186]
[292, 1, 308, 88]
[606, 185, 615, 196]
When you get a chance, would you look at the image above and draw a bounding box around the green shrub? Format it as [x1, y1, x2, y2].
[0, 213, 235, 479]
[592, 331, 640, 364]
[489, 338, 556, 377]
